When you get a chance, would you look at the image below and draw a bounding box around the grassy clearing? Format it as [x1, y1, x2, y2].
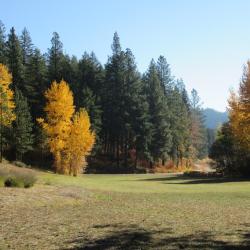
[0, 166, 250, 249]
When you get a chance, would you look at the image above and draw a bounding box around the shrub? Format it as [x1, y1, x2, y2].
[4, 177, 23, 187]
[12, 161, 28, 168]
[22, 173, 37, 188]
[0, 165, 37, 188]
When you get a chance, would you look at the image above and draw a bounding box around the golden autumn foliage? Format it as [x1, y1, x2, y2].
[38, 80, 95, 175]
[0, 64, 15, 126]
[228, 61, 250, 151]
[38, 80, 75, 173]
[63, 110, 95, 176]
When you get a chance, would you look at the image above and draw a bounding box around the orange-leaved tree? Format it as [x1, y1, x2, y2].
[228, 61, 250, 151]
[37, 80, 75, 173]
[63, 109, 95, 176]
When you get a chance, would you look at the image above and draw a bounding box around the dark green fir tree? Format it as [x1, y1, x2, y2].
[47, 32, 63, 82]
[25, 48, 48, 119]
[0, 20, 7, 64]
[144, 60, 172, 166]
[6, 27, 25, 90]
[20, 27, 34, 66]
[12, 88, 34, 161]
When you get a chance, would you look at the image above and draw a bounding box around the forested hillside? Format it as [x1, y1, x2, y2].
[0, 20, 210, 173]
[203, 108, 228, 129]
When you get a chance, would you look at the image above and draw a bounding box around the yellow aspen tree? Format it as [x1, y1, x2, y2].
[0, 64, 15, 162]
[239, 62, 250, 149]
[38, 80, 75, 173]
[228, 61, 250, 150]
[0, 64, 15, 126]
[64, 109, 95, 176]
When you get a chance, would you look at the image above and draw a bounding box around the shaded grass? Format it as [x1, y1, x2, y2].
[1, 168, 250, 249]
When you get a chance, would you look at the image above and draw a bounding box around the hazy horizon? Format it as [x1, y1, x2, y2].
[2, 0, 250, 111]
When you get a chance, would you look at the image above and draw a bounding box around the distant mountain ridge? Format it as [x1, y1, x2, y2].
[203, 108, 228, 129]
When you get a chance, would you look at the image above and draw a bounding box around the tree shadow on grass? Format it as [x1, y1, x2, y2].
[62, 223, 250, 249]
[139, 174, 250, 185]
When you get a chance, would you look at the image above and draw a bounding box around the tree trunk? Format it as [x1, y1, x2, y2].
[116, 137, 120, 168]
[124, 133, 128, 168]
[135, 149, 138, 168]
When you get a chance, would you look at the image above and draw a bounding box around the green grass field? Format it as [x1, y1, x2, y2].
[1, 167, 250, 249]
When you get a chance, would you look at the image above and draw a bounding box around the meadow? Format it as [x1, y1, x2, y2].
[1, 164, 250, 249]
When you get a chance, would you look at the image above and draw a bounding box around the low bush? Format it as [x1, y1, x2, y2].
[0, 165, 37, 188]
[12, 161, 29, 168]
[22, 173, 37, 188]
[4, 177, 23, 187]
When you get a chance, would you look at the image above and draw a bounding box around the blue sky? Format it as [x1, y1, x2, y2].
[1, 0, 250, 111]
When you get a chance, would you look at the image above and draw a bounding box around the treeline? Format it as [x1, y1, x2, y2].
[0, 20, 209, 171]
[210, 62, 250, 176]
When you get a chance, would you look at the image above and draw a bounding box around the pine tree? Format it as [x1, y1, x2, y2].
[190, 89, 207, 158]
[59, 54, 78, 89]
[6, 27, 25, 90]
[47, 32, 63, 82]
[0, 20, 7, 64]
[144, 60, 172, 166]
[76, 52, 103, 140]
[103, 32, 126, 166]
[111, 32, 121, 56]
[102, 33, 149, 167]
[25, 48, 48, 119]
[20, 28, 33, 66]
[156, 55, 173, 94]
[156, 56, 191, 166]
[121, 48, 149, 167]
[176, 78, 190, 112]
[209, 122, 237, 174]
[77, 52, 104, 98]
[12, 88, 33, 161]
[168, 85, 190, 166]
[133, 89, 151, 166]
[80, 86, 102, 136]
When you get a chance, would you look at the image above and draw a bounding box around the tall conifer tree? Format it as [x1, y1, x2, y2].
[20, 28, 33, 66]
[12, 88, 33, 160]
[6, 27, 24, 90]
[47, 32, 63, 82]
[77, 52, 104, 139]
[144, 60, 172, 166]
[25, 48, 48, 119]
[190, 89, 207, 158]
[0, 20, 7, 64]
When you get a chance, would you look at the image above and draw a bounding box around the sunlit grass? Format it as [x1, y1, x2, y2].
[40, 171, 250, 195]
[1, 168, 250, 249]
